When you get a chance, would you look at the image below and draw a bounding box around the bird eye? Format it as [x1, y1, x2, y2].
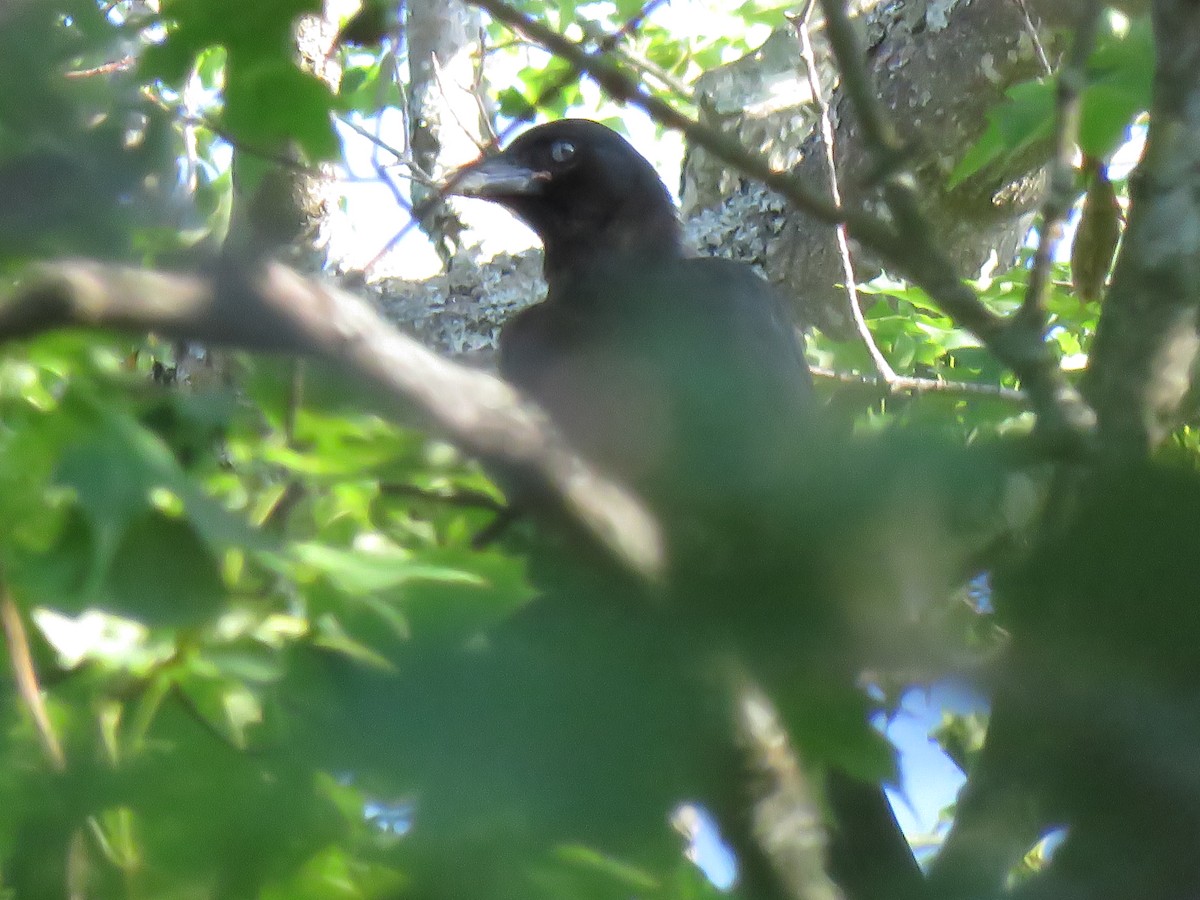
[549, 139, 576, 164]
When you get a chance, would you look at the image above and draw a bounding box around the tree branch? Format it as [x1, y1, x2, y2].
[1, 582, 65, 772]
[1083, 0, 1200, 459]
[707, 659, 844, 900]
[466, 0, 889, 245]
[811, 367, 1027, 403]
[1017, 0, 1103, 335]
[0, 259, 664, 578]
[793, 4, 896, 385]
[1010, 0, 1054, 75]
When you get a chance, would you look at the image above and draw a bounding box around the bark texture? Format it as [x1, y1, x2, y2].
[407, 0, 490, 261]
[684, 0, 1056, 338]
[226, 2, 351, 271]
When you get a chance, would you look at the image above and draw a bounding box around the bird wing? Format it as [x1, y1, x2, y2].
[499, 256, 812, 509]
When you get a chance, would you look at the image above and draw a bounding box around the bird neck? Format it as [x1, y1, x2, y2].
[541, 217, 683, 292]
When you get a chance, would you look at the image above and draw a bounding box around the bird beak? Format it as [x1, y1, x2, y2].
[446, 156, 546, 198]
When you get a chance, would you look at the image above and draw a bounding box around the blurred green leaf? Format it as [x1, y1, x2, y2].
[223, 60, 340, 160]
[949, 79, 1054, 188]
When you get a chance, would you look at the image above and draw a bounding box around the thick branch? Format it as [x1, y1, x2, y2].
[1083, 0, 1200, 459]
[707, 659, 844, 900]
[0, 260, 664, 577]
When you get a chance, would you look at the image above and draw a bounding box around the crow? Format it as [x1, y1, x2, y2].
[448, 120, 923, 900]
[449, 119, 813, 523]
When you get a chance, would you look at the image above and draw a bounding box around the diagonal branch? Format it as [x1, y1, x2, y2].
[467, 0, 893, 248]
[707, 658, 844, 900]
[1, 583, 65, 772]
[0, 260, 664, 578]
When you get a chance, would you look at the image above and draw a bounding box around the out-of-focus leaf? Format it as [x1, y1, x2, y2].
[286, 541, 481, 595]
[55, 391, 270, 557]
[949, 79, 1054, 188]
[1079, 17, 1153, 157]
[259, 843, 409, 899]
[335, 0, 399, 49]
[953, 16, 1151, 187]
[176, 667, 264, 749]
[98, 513, 225, 626]
[141, 0, 322, 82]
[223, 61, 340, 160]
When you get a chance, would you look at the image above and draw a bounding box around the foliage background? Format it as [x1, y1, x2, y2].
[0, 1, 1191, 899]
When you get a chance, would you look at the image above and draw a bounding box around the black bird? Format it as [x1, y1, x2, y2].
[450, 115, 837, 758]
[450, 118, 813, 522]
[447, 120, 920, 900]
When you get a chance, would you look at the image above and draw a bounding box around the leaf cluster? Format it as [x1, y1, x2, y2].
[0, 2, 1196, 899]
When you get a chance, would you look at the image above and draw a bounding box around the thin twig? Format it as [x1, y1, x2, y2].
[146, 92, 310, 172]
[363, 212, 427, 273]
[338, 116, 439, 186]
[430, 52, 492, 154]
[374, 162, 417, 212]
[473, 26, 500, 144]
[65, 56, 136, 78]
[1010, 0, 1053, 75]
[793, 4, 896, 383]
[1017, 0, 1104, 335]
[502, 0, 675, 142]
[1, 586, 66, 771]
[811, 366, 1027, 402]
[609, 44, 694, 100]
[368, 49, 392, 172]
[366, 0, 671, 275]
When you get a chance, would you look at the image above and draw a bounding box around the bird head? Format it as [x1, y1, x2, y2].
[448, 119, 682, 279]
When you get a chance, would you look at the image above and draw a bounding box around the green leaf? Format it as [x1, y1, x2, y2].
[55, 394, 270, 558]
[1079, 17, 1153, 157]
[953, 16, 1152, 186]
[309, 613, 396, 669]
[287, 541, 481, 595]
[778, 681, 899, 782]
[100, 512, 226, 626]
[142, 0, 322, 83]
[176, 668, 264, 749]
[497, 86, 537, 122]
[223, 60, 339, 160]
[949, 79, 1054, 188]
